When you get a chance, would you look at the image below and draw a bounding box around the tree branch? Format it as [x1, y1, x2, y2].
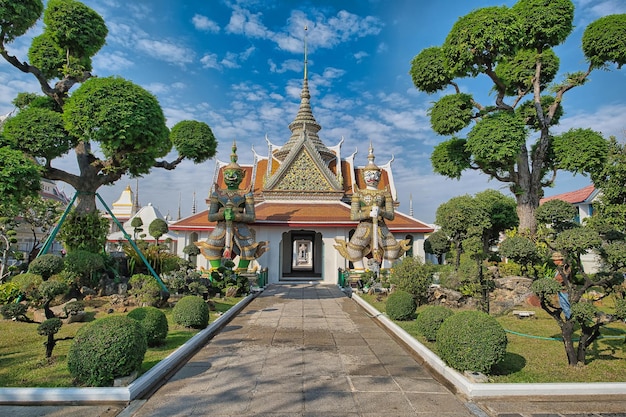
[153, 156, 185, 170]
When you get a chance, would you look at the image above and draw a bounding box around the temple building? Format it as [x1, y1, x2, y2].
[169, 56, 434, 285]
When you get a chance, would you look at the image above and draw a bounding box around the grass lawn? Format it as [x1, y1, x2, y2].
[360, 293, 626, 383]
[0, 296, 242, 387]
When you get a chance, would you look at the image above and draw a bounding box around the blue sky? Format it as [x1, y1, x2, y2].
[1, 0, 625, 224]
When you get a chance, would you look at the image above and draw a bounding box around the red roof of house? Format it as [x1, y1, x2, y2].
[170, 201, 433, 233]
[540, 184, 596, 205]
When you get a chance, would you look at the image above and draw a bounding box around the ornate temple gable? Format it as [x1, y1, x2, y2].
[262, 131, 343, 200]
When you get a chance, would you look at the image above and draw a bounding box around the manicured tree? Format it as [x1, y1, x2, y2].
[388, 257, 434, 305]
[38, 279, 68, 319]
[28, 254, 64, 280]
[0, 0, 218, 243]
[148, 218, 169, 241]
[532, 200, 626, 366]
[37, 317, 63, 358]
[498, 235, 538, 277]
[410, 0, 626, 235]
[131, 217, 144, 241]
[424, 230, 450, 265]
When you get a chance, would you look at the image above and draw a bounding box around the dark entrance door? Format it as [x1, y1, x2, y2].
[281, 230, 322, 280]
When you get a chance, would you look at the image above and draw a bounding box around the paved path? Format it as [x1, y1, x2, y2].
[126, 283, 478, 417]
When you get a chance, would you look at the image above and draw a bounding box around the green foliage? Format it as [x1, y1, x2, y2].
[415, 305, 454, 341]
[535, 199, 577, 233]
[589, 137, 626, 233]
[582, 14, 626, 69]
[0, 147, 43, 206]
[429, 93, 474, 135]
[67, 315, 147, 387]
[499, 236, 538, 275]
[424, 230, 450, 263]
[37, 317, 62, 336]
[385, 290, 417, 321]
[517, 95, 562, 129]
[552, 128, 608, 175]
[531, 277, 562, 299]
[495, 49, 560, 97]
[0, 281, 21, 303]
[172, 295, 209, 329]
[182, 243, 201, 258]
[409, 46, 452, 94]
[127, 306, 168, 347]
[3, 107, 76, 160]
[28, 254, 64, 280]
[570, 301, 598, 323]
[63, 76, 171, 177]
[57, 211, 108, 253]
[169, 120, 218, 163]
[43, 0, 107, 59]
[388, 257, 434, 304]
[0, 0, 43, 43]
[0, 303, 28, 321]
[443, 6, 521, 77]
[63, 300, 84, 316]
[430, 137, 471, 179]
[128, 273, 163, 307]
[11, 272, 43, 300]
[436, 310, 507, 374]
[466, 111, 527, 166]
[62, 249, 105, 288]
[512, 0, 574, 49]
[38, 279, 68, 303]
[148, 218, 169, 241]
[554, 228, 602, 258]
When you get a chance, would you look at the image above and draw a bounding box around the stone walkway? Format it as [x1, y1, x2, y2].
[125, 283, 477, 417]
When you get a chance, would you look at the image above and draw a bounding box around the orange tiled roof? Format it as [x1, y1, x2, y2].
[170, 201, 433, 233]
[540, 184, 596, 205]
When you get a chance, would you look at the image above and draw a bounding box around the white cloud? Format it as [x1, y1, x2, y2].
[192, 14, 220, 33]
[225, 7, 270, 38]
[92, 51, 134, 72]
[200, 53, 220, 69]
[135, 39, 195, 65]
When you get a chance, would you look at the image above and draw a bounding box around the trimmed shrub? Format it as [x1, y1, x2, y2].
[128, 306, 168, 346]
[128, 273, 162, 307]
[415, 305, 454, 341]
[28, 254, 64, 280]
[436, 310, 507, 374]
[11, 272, 43, 301]
[172, 295, 209, 328]
[0, 303, 29, 321]
[385, 290, 417, 321]
[67, 315, 147, 387]
[388, 257, 434, 305]
[63, 250, 106, 288]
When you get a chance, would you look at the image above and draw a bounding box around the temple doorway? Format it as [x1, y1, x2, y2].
[280, 230, 323, 280]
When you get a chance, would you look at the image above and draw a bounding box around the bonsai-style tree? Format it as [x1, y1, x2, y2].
[0, 0, 218, 241]
[131, 217, 144, 241]
[424, 230, 450, 265]
[436, 190, 517, 311]
[410, 0, 626, 235]
[148, 219, 169, 242]
[531, 198, 626, 366]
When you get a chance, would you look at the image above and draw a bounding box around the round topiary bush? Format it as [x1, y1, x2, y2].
[67, 315, 147, 386]
[172, 295, 209, 329]
[128, 306, 169, 346]
[385, 290, 417, 321]
[436, 310, 507, 374]
[27, 254, 64, 280]
[128, 273, 163, 307]
[415, 305, 454, 341]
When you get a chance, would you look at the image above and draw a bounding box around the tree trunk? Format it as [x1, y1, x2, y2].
[515, 193, 539, 236]
[45, 334, 56, 358]
[560, 320, 579, 366]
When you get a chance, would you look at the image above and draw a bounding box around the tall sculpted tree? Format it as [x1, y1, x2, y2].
[410, 0, 626, 235]
[0, 0, 217, 243]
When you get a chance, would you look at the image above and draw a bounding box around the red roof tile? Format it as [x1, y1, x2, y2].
[170, 201, 433, 233]
[540, 184, 596, 205]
